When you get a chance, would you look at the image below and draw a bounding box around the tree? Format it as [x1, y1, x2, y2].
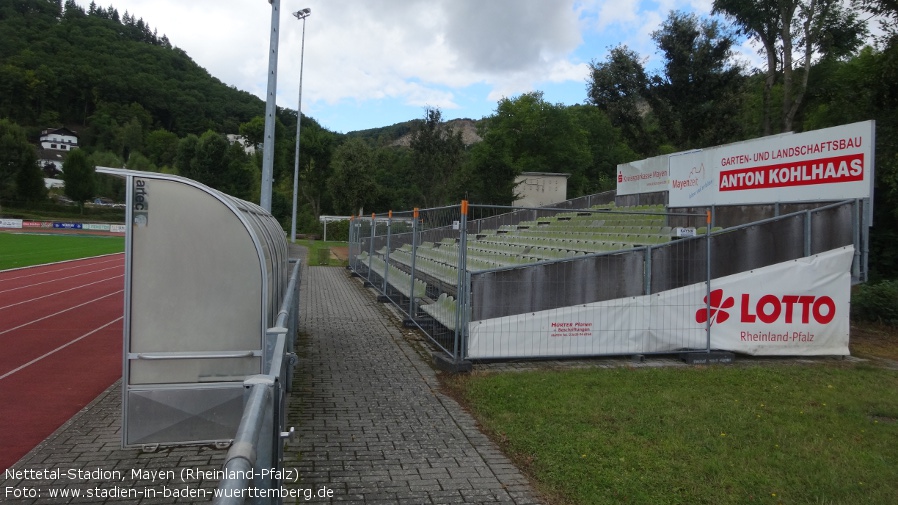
[409, 107, 465, 207]
[714, 0, 867, 133]
[62, 149, 95, 213]
[144, 129, 179, 167]
[296, 119, 336, 220]
[0, 119, 37, 203]
[650, 11, 745, 149]
[474, 92, 593, 197]
[587, 46, 655, 154]
[190, 130, 229, 186]
[326, 138, 378, 215]
[16, 146, 48, 203]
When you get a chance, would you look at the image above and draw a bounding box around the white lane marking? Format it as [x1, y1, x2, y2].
[0, 317, 123, 380]
[0, 265, 123, 295]
[0, 290, 123, 336]
[0, 275, 124, 311]
[0, 253, 123, 278]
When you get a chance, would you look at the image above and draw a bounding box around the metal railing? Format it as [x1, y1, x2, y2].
[349, 202, 713, 362]
[214, 259, 301, 505]
[349, 197, 865, 363]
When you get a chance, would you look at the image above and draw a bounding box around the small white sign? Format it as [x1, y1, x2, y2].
[674, 227, 696, 237]
[452, 221, 460, 230]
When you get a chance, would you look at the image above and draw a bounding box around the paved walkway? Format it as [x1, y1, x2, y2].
[2, 258, 541, 504]
[285, 265, 540, 504]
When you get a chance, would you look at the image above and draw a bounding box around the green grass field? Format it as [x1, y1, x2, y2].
[0, 232, 125, 270]
[448, 364, 898, 505]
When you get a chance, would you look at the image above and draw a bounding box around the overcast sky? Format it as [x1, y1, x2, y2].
[74, 0, 757, 134]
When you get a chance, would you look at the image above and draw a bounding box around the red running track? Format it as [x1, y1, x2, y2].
[0, 254, 125, 471]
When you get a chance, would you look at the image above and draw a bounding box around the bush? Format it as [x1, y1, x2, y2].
[322, 219, 350, 242]
[851, 280, 898, 325]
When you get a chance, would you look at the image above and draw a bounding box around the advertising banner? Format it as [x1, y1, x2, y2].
[82, 223, 112, 231]
[616, 154, 673, 196]
[467, 247, 852, 358]
[22, 221, 49, 228]
[669, 121, 874, 207]
[0, 219, 23, 229]
[110, 224, 126, 233]
[52, 222, 83, 229]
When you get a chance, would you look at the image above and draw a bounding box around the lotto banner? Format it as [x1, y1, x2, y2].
[467, 247, 852, 358]
[668, 121, 874, 207]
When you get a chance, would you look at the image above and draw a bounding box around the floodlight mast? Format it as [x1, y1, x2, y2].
[260, 0, 281, 211]
[290, 7, 311, 242]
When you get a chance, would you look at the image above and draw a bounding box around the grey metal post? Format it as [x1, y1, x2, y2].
[705, 212, 712, 352]
[644, 246, 652, 295]
[214, 381, 269, 505]
[858, 198, 873, 282]
[383, 213, 392, 295]
[248, 377, 274, 505]
[409, 210, 419, 317]
[260, 0, 281, 212]
[454, 202, 468, 361]
[804, 209, 812, 257]
[290, 8, 311, 242]
[851, 199, 860, 281]
[367, 216, 376, 282]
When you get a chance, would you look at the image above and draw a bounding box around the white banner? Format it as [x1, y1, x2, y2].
[669, 121, 874, 207]
[0, 219, 23, 229]
[82, 223, 112, 231]
[467, 247, 852, 358]
[616, 154, 673, 196]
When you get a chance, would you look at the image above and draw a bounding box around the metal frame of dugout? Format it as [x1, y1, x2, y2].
[97, 168, 290, 448]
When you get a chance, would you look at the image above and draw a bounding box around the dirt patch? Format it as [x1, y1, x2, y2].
[850, 322, 898, 361]
[330, 246, 349, 261]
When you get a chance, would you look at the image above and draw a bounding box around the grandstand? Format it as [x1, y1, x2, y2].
[350, 121, 873, 364]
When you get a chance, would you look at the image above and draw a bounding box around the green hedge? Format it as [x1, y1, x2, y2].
[851, 280, 898, 325]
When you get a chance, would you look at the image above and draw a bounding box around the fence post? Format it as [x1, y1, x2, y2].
[804, 209, 812, 257]
[409, 208, 419, 317]
[454, 201, 468, 362]
[705, 211, 712, 353]
[347, 216, 355, 271]
[383, 211, 392, 295]
[367, 214, 376, 282]
[644, 246, 652, 296]
[244, 375, 275, 505]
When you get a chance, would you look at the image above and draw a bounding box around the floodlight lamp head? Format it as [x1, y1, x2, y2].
[293, 7, 311, 19]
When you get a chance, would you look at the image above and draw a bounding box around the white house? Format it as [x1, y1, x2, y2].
[513, 172, 570, 208]
[40, 127, 79, 151]
[37, 127, 79, 175]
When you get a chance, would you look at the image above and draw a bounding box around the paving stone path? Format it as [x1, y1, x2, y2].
[284, 265, 541, 504]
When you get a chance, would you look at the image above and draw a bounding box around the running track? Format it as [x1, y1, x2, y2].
[0, 254, 124, 471]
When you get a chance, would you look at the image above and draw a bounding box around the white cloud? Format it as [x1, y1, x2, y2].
[72, 0, 770, 131]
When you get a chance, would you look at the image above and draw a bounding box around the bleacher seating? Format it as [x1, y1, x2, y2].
[358, 204, 703, 331]
[421, 293, 457, 331]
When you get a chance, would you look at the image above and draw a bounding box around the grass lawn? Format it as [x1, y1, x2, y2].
[0, 232, 125, 270]
[293, 239, 348, 267]
[446, 363, 898, 505]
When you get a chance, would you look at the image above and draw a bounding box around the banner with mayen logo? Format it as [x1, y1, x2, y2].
[668, 121, 874, 207]
[467, 247, 852, 358]
[616, 154, 673, 196]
